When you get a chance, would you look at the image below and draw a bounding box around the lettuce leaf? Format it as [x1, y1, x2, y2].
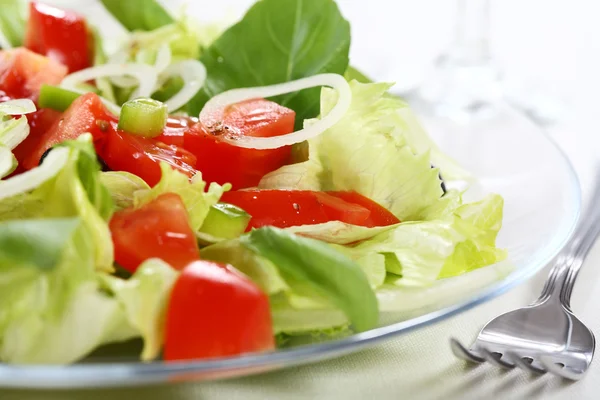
[0, 140, 141, 364]
[334, 192, 506, 288]
[0, 0, 26, 47]
[134, 163, 229, 231]
[99, 258, 178, 361]
[260, 81, 444, 221]
[100, 171, 150, 210]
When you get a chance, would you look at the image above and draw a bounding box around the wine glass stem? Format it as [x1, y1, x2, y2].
[452, 0, 491, 66]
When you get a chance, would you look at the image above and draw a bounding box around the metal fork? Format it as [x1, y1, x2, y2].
[450, 179, 600, 380]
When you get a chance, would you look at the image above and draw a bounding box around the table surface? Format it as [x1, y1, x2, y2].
[3, 1, 600, 399]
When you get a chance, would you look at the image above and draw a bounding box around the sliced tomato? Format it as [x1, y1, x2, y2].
[183, 98, 294, 189]
[109, 193, 200, 273]
[154, 116, 198, 148]
[100, 128, 197, 187]
[327, 191, 400, 227]
[0, 48, 67, 100]
[220, 190, 383, 229]
[22, 92, 115, 170]
[25, 2, 93, 72]
[164, 260, 274, 361]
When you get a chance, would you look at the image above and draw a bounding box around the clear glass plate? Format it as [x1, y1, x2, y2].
[0, 104, 580, 388]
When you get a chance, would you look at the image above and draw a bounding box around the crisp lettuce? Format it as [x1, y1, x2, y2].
[260, 81, 444, 221]
[100, 171, 150, 210]
[0, 140, 139, 364]
[0, 139, 185, 364]
[202, 227, 378, 334]
[100, 258, 178, 361]
[134, 163, 229, 231]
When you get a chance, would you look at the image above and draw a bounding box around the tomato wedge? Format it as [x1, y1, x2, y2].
[164, 260, 275, 361]
[100, 128, 197, 187]
[22, 92, 115, 170]
[25, 2, 93, 72]
[109, 193, 200, 273]
[0, 48, 67, 101]
[183, 98, 294, 189]
[327, 191, 401, 227]
[220, 190, 399, 229]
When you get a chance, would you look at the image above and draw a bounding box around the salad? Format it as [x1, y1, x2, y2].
[0, 0, 507, 365]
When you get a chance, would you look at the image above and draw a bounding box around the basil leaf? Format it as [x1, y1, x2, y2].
[0, 218, 80, 270]
[99, 0, 174, 32]
[188, 0, 351, 126]
[0, 0, 26, 47]
[241, 227, 378, 332]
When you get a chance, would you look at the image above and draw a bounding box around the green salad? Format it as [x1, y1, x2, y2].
[0, 0, 507, 364]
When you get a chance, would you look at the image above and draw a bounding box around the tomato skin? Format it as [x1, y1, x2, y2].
[23, 92, 115, 170]
[109, 193, 200, 273]
[0, 48, 67, 100]
[220, 190, 375, 229]
[25, 2, 93, 72]
[100, 129, 197, 187]
[326, 191, 400, 227]
[183, 99, 295, 189]
[154, 116, 198, 148]
[164, 260, 275, 361]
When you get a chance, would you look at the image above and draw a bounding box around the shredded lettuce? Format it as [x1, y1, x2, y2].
[0, 140, 137, 364]
[260, 81, 445, 221]
[134, 163, 229, 231]
[100, 258, 178, 361]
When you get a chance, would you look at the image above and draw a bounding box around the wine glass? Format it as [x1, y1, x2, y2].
[400, 0, 562, 126]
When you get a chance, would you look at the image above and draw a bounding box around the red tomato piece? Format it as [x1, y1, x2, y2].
[100, 129, 198, 187]
[164, 260, 275, 361]
[220, 190, 374, 229]
[25, 2, 93, 72]
[0, 48, 67, 100]
[23, 92, 115, 170]
[154, 116, 198, 148]
[327, 191, 400, 227]
[183, 98, 294, 189]
[109, 193, 200, 273]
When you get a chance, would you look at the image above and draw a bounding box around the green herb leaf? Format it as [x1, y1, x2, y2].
[188, 0, 350, 125]
[99, 0, 174, 32]
[241, 227, 378, 332]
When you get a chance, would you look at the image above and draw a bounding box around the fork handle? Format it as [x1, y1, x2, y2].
[560, 202, 600, 308]
[559, 171, 600, 308]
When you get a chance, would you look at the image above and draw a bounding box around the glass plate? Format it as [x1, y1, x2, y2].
[0, 104, 580, 388]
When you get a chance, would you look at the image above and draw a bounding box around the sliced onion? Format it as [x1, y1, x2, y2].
[199, 74, 352, 149]
[61, 63, 158, 101]
[0, 145, 17, 179]
[0, 147, 69, 200]
[161, 60, 206, 112]
[153, 44, 172, 76]
[0, 116, 30, 150]
[0, 99, 36, 115]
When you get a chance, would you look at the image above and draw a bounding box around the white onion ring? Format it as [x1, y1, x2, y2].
[0, 147, 69, 199]
[61, 63, 158, 100]
[199, 74, 352, 150]
[0, 116, 30, 150]
[161, 60, 207, 112]
[0, 99, 36, 115]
